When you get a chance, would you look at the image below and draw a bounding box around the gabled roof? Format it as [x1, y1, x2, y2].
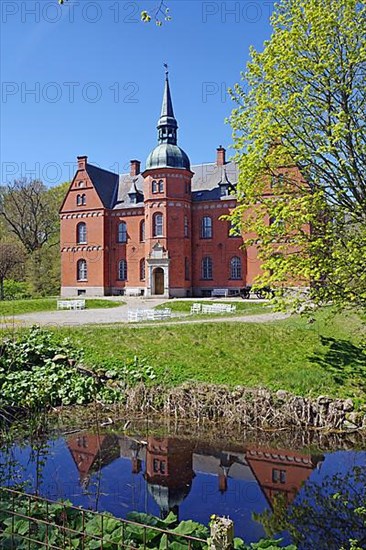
[82, 160, 239, 210]
[86, 164, 119, 208]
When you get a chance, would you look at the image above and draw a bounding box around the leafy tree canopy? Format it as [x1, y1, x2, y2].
[229, 0, 366, 311]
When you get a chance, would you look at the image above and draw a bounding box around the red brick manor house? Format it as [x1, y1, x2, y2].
[60, 73, 264, 298]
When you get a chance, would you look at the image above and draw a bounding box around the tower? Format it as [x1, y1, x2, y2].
[143, 69, 194, 298]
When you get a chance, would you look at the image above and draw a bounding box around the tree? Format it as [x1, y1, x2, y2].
[229, 0, 366, 310]
[0, 179, 59, 254]
[0, 179, 68, 296]
[0, 243, 24, 300]
[254, 463, 366, 549]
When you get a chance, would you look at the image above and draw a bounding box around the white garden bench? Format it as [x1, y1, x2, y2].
[190, 303, 202, 314]
[212, 289, 229, 298]
[57, 300, 86, 310]
[201, 304, 236, 314]
[128, 308, 172, 323]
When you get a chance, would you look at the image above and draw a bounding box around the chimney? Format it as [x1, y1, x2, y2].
[130, 159, 141, 176]
[77, 155, 88, 170]
[216, 146, 226, 166]
[218, 473, 228, 493]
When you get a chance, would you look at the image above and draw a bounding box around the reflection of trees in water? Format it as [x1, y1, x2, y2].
[254, 464, 366, 550]
[0, 413, 50, 493]
[2, 415, 366, 549]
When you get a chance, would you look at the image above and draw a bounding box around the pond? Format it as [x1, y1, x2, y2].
[1, 419, 365, 549]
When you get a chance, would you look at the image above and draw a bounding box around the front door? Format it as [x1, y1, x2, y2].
[154, 268, 164, 295]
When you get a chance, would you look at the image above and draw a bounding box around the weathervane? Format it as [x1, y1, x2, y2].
[163, 63, 169, 77]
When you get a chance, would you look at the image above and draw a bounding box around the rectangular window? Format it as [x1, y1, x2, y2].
[202, 257, 213, 280]
[201, 217, 212, 239]
[153, 214, 163, 237]
[272, 469, 286, 484]
[118, 260, 127, 281]
[118, 222, 127, 243]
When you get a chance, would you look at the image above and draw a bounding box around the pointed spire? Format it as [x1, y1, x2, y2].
[157, 65, 178, 145]
[160, 67, 175, 120]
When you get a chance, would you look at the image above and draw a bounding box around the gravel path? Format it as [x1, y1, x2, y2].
[0, 298, 288, 328]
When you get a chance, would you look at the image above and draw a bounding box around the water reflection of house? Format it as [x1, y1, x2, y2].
[145, 437, 195, 519]
[67, 433, 120, 489]
[67, 432, 323, 515]
[245, 447, 324, 507]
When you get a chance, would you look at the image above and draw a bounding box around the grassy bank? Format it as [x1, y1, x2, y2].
[48, 308, 366, 402]
[0, 298, 125, 317]
[156, 300, 269, 315]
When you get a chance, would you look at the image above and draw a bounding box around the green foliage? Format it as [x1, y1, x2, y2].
[229, 0, 366, 310]
[59, 0, 172, 26]
[0, 490, 298, 549]
[255, 465, 366, 549]
[0, 326, 154, 410]
[0, 180, 69, 297]
[2, 280, 32, 300]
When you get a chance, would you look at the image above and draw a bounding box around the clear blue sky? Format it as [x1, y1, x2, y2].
[1, 0, 274, 186]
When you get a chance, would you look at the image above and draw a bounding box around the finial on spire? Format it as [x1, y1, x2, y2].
[163, 62, 169, 78]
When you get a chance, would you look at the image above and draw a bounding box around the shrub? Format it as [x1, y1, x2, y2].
[0, 326, 155, 410]
[2, 280, 32, 300]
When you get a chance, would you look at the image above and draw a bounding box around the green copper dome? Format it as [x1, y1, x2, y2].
[146, 143, 190, 170]
[145, 70, 190, 171]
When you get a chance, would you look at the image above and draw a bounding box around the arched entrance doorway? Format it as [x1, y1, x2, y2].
[153, 268, 165, 295]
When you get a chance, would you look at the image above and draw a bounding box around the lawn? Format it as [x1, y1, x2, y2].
[48, 308, 366, 402]
[0, 298, 125, 317]
[155, 300, 269, 315]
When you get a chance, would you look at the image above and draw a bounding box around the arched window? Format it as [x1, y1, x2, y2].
[118, 222, 127, 243]
[152, 180, 158, 193]
[81, 194, 86, 206]
[158, 180, 164, 193]
[140, 258, 145, 281]
[76, 194, 82, 206]
[184, 216, 189, 238]
[230, 257, 242, 280]
[77, 259, 87, 281]
[153, 213, 163, 237]
[201, 216, 212, 239]
[185, 257, 190, 280]
[118, 259, 127, 281]
[140, 220, 145, 242]
[77, 222, 87, 244]
[202, 256, 213, 280]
